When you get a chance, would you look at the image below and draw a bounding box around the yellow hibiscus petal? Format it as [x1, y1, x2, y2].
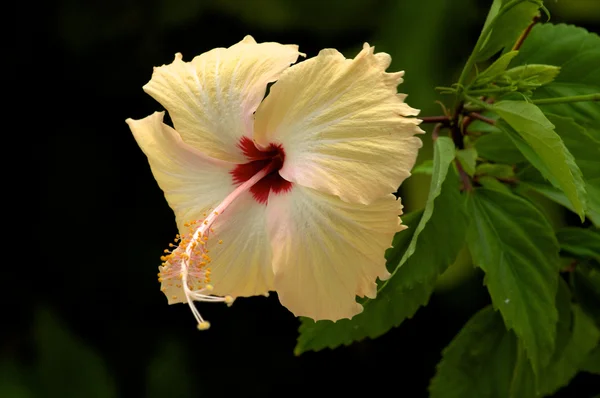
[266, 186, 404, 321]
[126, 112, 236, 231]
[254, 43, 423, 205]
[179, 192, 274, 298]
[143, 35, 303, 162]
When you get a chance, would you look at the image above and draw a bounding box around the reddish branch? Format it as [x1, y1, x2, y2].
[420, 115, 451, 124]
[468, 112, 496, 125]
[512, 15, 541, 51]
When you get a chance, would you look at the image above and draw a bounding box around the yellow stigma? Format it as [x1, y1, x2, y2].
[197, 321, 211, 331]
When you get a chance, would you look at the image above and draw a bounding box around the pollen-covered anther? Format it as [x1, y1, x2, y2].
[156, 164, 277, 329]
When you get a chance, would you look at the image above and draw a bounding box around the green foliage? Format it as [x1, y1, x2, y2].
[581, 344, 600, 375]
[503, 64, 561, 88]
[467, 188, 559, 374]
[429, 306, 518, 398]
[472, 53, 560, 96]
[474, 131, 526, 164]
[35, 308, 117, 398]
[571, 263, 600, 328]
[288, 0, 600, 394]
[494, 101, 587, 219]
[472, 51, 520, 87]
[475, 163, 515, 179]
[0, 361, 34, 398]
[412, 159, 434, 175]
[456, 148, 478, 176]
[511, 23, 600, 137]
[475, 0, 542, 62]
[557, 227, 600, 262]
[295, 137, 469, 353]
[430, 283, 600, 398]
[516, 114, 600, 225]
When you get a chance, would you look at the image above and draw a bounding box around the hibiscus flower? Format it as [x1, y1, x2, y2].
[126, 35, 423, 330]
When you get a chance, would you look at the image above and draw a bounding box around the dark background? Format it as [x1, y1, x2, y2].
[9, 0, 600, 397]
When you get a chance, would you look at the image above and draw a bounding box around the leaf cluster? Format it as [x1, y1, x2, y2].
[296, 1, 600, 396]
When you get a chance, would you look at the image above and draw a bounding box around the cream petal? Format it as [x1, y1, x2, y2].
[254, 43, 424, 205]
[126, 112, 236, 231]
[143, 35, 303, 162]
[266, 185, 404, 321]
[182, 192, 274, 298]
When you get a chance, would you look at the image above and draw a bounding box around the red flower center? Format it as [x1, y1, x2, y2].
[230, 136, 292, 204]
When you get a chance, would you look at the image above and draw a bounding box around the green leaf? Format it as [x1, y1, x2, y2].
[509, 279, 568, 397]
[467, 188, 559, 375]
[477, 176, 513, 194]
[549, 279, 575, 367]
[429, 306, 518, 398]
[547, 114, 600, 223]
[476, 0, 541, 62]
[295, 137, 468, 354]
[517, 180, 600, 227]
[502, 64, 561, 87]
[546, 115, 600, 180]
[537, 305, 600, 396]
[468, 113, 502, 134]
[557, 227, 600, 262]
[474, 132, 525, 164]
[571, 263, 600, 328]
[456, 147, 478, 176]
[473, 51, 520, 87]
[412, 159, 433, 175]
[581, 343, 600, 375]
[511, 23, 600, 138]
[35, 308, 117, 398]
[508, 340, 538, 398]
[475, 163, 515, 179]
[0, 361, 34, 398]
[517, 114, 600, 225]
[431, 281, 596, 398]
[397, 137, 456, 268]
[494, 100, 587, 219]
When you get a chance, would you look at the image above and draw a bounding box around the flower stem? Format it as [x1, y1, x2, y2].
[532, 93, 600, 106]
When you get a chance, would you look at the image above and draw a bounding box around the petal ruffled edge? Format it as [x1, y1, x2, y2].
[254, 43, 423, 205]
[143, 36, 304, 162]
[266, 185, 405, 321]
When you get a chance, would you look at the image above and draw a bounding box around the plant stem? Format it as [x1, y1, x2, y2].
[455, 160, 473, 192]
[469, 112, 497, 125]
[467, 86, 516, 95]
[532, 93, 600, 105]
[465, 95, 493, 111]
[512, 15, 541, 51]
[420, 115, 451, 124]
[431, 123, 444, 140]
